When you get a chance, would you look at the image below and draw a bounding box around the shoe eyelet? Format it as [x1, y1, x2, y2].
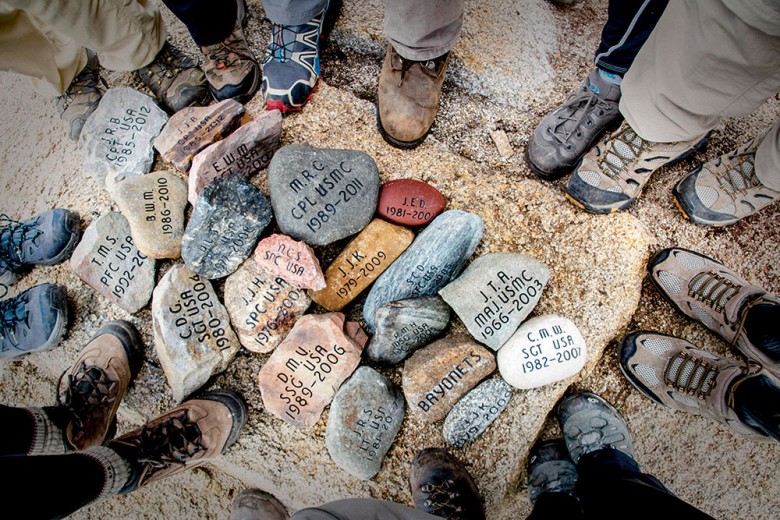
[586, 121, 593, 126]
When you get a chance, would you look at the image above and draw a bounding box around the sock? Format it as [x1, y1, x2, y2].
[27, 406, 68, 456]
[744, 301, 780, 363]
[597, 68, 622, 86]
[83, 446, 135, 501]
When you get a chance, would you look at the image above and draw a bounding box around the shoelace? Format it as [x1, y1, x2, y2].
[56, 67, 101, 111]
[688, 271, 740, 313]
[420, 480, 463, 516]
[0, 214, 41, 272]
[550, 88, 611, 147]
[714, 153, 761, 196]
[57, 362, 117, 435]
[144, 44, 194, 89]
[0, 293, 28, 346]
[598, 126, 652, 181]
[204, 31, 253, 71]
[266, 20, 319, 64]
[393, 53, 445, 88]
[664, 352, 719, 399]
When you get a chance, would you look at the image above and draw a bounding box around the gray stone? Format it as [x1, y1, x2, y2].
[362, 210, 483, 331]
[181, 173, 273, 279]
[364, 296, 450, 365]
[79, 88, 168, 187]
[443, 377, 513, 448]
[267, 144, 379, 246]
[152, 264, 241, 402]
[69, 212, 155, 313]
[325, 367, 405, 480]
[439, 253, 549, 351]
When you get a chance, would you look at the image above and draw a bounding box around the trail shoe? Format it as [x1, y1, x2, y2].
[261, 0, 335, 112]
[0, 208, 81, 287]
[200, 0, 259, 101]
[649, 247, 780, 374]
[108, 390, 247, 491]
[55, 51, 102, 141]
[674, 133, 780, 226]
[377, 44, 449, 149]
[137, 41, 211, 112]
[56, 320, 141, 450]
[619, 331, 768, 441]
[565, 121, 708, 213]
[527, 439, 578, 506]
[0, 283, 68, 360]
[526, 68, 622, 180]
[556, 391, 633, 464]
[229, 489, 288, 520]
[410, 448, 486, 520]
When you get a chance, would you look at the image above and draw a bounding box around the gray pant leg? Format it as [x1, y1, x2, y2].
[262, 0, 327, 25]
[291, 498, 440, 520]
[383, 0, 464, 61]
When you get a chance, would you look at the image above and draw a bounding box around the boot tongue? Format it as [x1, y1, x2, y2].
[724, 285, 766, 324]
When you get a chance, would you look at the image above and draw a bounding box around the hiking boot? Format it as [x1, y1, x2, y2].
[674, 132, 780, 226]
[619, 331, 769, 441]
[200, 0, 259, 101]
[526, 68, 622, 180]
[261, 0, 336, 112]
[410, 448, 485, 520]
[229, 489, 288, 520]
[0, 208, 81, 287]
[57, 320, 141, 450]
[137, 41, 211, 112]
[565, 121, 708, 213]
[55, 50, 102, 141]
[556, 391, 633, 464]
[526, 439, 578, 506]
[108, 390, 247, 491]
[0, 283, 68, 360]
[377, 44, 449, 149]
[649, 247, 780, 374]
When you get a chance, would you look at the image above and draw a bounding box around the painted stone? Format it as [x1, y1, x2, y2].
[254, 234, 326, 290]
[443, 377, 513, 447]
[377, 179, 446, 226]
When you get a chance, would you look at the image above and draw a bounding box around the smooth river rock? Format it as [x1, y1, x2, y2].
[497, 315, 587, 390]
[362, 210, 483, 331]
[443, 377, 513, 448]
[439, 252, 549, 351]
[377, 179, 446, 226]
[254, 234, 326, 290]
[325, 367, 405, 480]
[267, 144, 379, 246]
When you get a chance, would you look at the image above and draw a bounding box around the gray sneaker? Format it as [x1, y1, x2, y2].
[526, 439, 578, 506]
[137, 41, 211, 112]
[674, 132, 780, 226]
[619, 331, 768, 441]
[556, 391, 633, 464]
[229, 489, 288, 520]
[0, 283, 68, 360]
[55, 51, 102, 141]
[526, 68, 621, 180]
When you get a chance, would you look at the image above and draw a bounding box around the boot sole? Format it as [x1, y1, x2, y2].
[376, 102, 431, 150]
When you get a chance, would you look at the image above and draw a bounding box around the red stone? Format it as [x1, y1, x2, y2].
[377, 179, 446, 226]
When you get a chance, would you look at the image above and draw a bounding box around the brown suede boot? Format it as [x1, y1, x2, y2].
[377, 44, 449, 149]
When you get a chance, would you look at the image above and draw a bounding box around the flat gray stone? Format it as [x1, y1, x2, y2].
[79, 87, 167, 187]
[443, 377, 513, 448]
[364, 296, 451, 366]
[325, 366, 405, 480]
[267, 144, 379, 246]
[152, 264, 241, 402]
[362, 210, 483, 331]
[439, 253, 549, 351]
[69, 212, 155, 313]
[182, 173, 273, 279]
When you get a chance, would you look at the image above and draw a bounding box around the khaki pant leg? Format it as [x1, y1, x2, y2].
[619, 0, 780, 142]
[755, 118, 780, 191]
[383, 0, 464, 61]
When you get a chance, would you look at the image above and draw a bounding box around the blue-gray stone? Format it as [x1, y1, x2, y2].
[443, 377, 513, 448]
[181, 173, 273, 279]
[362, 210, 483, 331]
[325, 366, 405, 480]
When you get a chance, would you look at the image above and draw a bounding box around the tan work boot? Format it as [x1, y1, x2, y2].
[55, 50, 102, 141]
[137, 41, 211, 112]
[377, 44, 449, 149]
[229, 489, 288, 520]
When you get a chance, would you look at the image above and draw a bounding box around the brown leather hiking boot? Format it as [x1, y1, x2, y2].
[377, 44, 449, 149]
[137, 41, 211, 112]
[410, 448, 485, 520]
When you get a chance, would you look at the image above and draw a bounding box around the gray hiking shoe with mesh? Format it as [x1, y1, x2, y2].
[55, 51, 102, 141]
[526, 68, 621, 180]
[527, 439, 578, 506]
[649, 247, 780, 375]
[674, 131, 780, 226]
[619, 331, 769, 441]
[137, 41, 211, 112]
[0, 283, 68, 360]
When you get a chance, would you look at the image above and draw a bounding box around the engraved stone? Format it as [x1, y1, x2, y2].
[377, 179, 446, 226]
[188, 110, 282, 204]
[254, 234, 326, 291]
[69, 212, 155, 313]
[439, 253, 549, 351]
[79, 88, 168, 187]
[310, 219, 414, 311]
[402, 336, 496, 423]
[110, 170, 188, 259]
[497, 315, 587, 389]
[363, 210, 483, 331]
[181, 173, 273, 279]
[152, 264, 240, 401]
[443, 377, 513, 448]
[257, 313, 368, 428]
[267, 144, 380, 246]
[364, 296, 450, 366]
[325, 367, 405, 480]
[224, 257, 311, 353]
[154, 99, 244, 172]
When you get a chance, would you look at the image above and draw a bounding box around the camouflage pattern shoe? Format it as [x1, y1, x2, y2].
[137, 41, 211, 112]
[55, 51, 102, 141]
[0, 283, 68, 360]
